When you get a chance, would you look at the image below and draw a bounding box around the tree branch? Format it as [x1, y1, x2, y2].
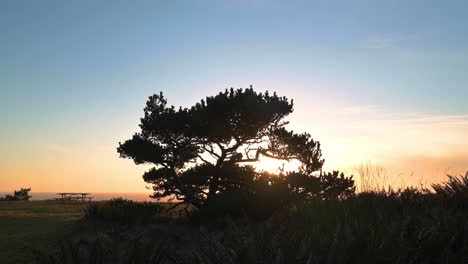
[197, 155, 213, 165]
[237, 148, 291, 163]
[166, 200, 187, 211]
[201, 146, 221, 159]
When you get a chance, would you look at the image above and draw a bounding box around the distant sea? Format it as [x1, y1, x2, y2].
[0, 192, 154, 201]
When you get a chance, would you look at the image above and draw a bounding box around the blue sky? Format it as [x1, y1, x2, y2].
[1, 0, 467, 192]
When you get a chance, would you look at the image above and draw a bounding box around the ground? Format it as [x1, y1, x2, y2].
[1, 192, 467, 263]
[0, 201, 84, 264]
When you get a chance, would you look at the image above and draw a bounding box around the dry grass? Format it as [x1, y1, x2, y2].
[0, 200, 84, 264]
[351, 162, 430, 193]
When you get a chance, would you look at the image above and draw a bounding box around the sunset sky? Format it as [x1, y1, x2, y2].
[1, 0, 467, 193]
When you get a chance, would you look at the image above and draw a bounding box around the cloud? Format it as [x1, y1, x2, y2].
[295, 104, 468, 187]
[382, 151, 468, 187]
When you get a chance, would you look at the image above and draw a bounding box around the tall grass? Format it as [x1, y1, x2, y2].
[84, 197, 163, 225]
[34, 172, 468, 263]
[352, 162, 405, 193]
[432, 172, 468, 208]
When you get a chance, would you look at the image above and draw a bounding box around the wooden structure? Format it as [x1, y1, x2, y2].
[56, 193, 93, 202]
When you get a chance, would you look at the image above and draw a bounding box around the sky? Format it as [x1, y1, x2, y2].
[1, 0, 467, 193]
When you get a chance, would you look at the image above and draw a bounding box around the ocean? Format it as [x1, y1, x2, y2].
[0, 192, 155, 201]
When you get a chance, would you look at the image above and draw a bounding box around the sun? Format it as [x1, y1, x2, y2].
[252, 156, 302, 174]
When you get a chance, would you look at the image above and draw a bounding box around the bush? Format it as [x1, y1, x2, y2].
[194, 188, 290, 222]
[192, 170, 355, 222]
[0, 188, 32, 201]
[84, 197, 162, 225]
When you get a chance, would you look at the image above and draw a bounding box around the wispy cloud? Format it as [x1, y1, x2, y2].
[297, 104, 468, 185]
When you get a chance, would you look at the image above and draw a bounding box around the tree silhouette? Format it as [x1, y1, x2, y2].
[118, 87, 354, 209]
[0, 188, 32, 201]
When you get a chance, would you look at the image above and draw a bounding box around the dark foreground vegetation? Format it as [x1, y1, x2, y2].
[29, 173, 467, 264]
[5, 89, 466, 263]
[28, 88, 463, 263]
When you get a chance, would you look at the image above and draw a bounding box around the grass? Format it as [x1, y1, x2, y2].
[32, 189, 468, 263]
[33, 173, 468, 263]
[0, 199, 176, 263]
[0, 200, 84, 264]
[2, 173, 468, 263]
[352, 162, 406, 193]
[84, 197, 163, 224]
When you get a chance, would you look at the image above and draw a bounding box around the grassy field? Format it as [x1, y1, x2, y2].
[33, 191, 468, 263]
[0, 201, 85, 264]
[1, 172, 467, 263]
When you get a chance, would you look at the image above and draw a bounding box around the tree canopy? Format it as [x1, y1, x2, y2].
[0, 188, 32, 201]
[118, 87, 354, 209]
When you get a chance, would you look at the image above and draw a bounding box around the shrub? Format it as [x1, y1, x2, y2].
[193, 183, 291, 222]
[192, 170, 355, 222]
[84, 197, 162, 225]
[0, 188, 32, 201]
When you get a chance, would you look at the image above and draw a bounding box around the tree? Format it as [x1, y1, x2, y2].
[118, 87, 354, 209]
[0, 188, 32, 201]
